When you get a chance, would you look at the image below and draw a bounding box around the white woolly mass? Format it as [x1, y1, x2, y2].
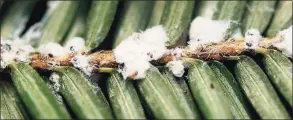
[166, 60, 185, 77]
[37, 42, 68, 57]
[114, 25, 168, 79]
[49, 72, 61, 92]
[188, 17, 231, 48]
[118, 60, 151, 80]
[1, 38, 35, 69]
[273, 26, 292, 58]
[64, 37, 85, 53]
[244, 29, 263, 49]
[70, 55, 93, 76]
[171, 47, 183, 60]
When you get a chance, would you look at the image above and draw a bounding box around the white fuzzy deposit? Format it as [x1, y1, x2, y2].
[49, 72, 61, 92]
[61, 37, 94, 76]
[164, 48, 185, 77]
[64, 37, 85, 53]
[64, 37, 92, 76]
[1, 38, 35, 69]
[166, 60, 185, 77]
[273, 26, 292, 58]
[171, 47, 183, 60]
[37, 37, 87, 71]
[37, 42, 68, 57]
[70, 55, 93, 76]
[38, 37, 85, 57]
[244, 29, 263, 49]
[188, 17, 232, 49]
[114, 25, 168, 79]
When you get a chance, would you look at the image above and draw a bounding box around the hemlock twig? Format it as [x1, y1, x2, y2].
[30, 37, 280, 72]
